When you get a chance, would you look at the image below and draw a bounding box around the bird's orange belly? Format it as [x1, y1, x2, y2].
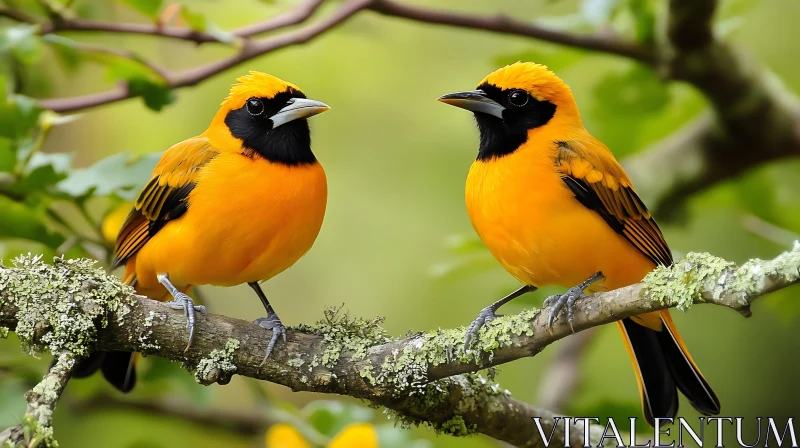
[466, 160, 653, 292]
[132, 156, 327, 292]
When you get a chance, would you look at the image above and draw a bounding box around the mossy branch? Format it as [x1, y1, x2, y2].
[625, 0, 800, 218]
[1, 245, 799, 447]
[0, 352, 77, 447]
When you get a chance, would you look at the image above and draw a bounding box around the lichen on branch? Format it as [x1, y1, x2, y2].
[0, 245, 798, 447]
[0, 352, 78, 447]
[0, 255, 135, 358]
[194, 338, 241, 385]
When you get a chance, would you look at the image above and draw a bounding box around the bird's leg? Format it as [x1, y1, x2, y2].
[543, 271, 605, 334]
[464, 284, 536, 350]
[157, 273, 207, 352]
[249, 282, 287, 366]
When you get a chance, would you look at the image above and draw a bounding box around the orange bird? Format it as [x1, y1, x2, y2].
[73, 72, 330, 391]
[438, 62, 720, 426]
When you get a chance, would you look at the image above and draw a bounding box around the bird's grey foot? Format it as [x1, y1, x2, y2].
[157, 273, 206, 352]
[463, 284, 536, 350]
[254, 313, 287, 366]
[543, 271, 604, 333]
[165, 293, 206, 351]
[464, 304, 503, 350]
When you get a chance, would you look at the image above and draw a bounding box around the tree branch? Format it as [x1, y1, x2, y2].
[1, 245, 798, 447]
[0, 6, 40, 24]
[368, 0, 655, 63]
[625, 0, 800, 217]
[370, 0, 799, 218]
[19, 0, 798, 216]
[36, 0, 370, 113]
[4, 0, 326, 43]
[0, 352, 77, 447]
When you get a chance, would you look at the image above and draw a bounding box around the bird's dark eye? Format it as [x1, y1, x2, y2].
[508, 90, 529, 107]
[245, 98, 265, 116]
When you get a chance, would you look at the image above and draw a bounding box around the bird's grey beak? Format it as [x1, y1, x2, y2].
[438, 90, 505, 119]
[271, 98, 330, 128]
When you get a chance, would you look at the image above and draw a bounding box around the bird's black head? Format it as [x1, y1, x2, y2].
[224, 84, 329, 166]
[439, 83, 556, 161]
[437, 62, 576, 161]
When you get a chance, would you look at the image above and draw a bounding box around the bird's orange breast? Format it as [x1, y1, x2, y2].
[132, 153, 327, 292]
[465, 136, 653, 291]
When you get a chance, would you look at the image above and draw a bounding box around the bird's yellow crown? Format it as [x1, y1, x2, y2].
[222, 71, 302, 109]
[481, 62, 575, 108]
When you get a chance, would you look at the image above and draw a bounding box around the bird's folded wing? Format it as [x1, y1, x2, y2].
[112, 137, 219, 268]
[555, 140, 673, 267]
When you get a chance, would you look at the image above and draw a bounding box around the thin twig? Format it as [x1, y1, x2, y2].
[33, 0, 326, 43]
[742, 214, 800, 247]
[18, 0, 797, 218]
[0, 7, 40, 24]
[368, 0, 656, 64]
[71, 42, 171, 79]
[37, 0, 372, 113]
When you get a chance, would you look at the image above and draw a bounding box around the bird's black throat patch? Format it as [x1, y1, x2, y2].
[473, 82, 556, 162]
[224, 88, 317, 166]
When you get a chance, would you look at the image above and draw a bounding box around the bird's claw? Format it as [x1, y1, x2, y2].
[464, 305, 504, 350]
[254, 313, 286, 366]
[544, 271, 604, 334]
[543, 290, 583, 333]
[166, 292, 205, 352]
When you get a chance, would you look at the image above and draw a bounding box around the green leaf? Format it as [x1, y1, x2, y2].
[57, 152, 161, 200]
[93, 53, 175, 111]
[120, 0, 163, 19]
[8, 152, 73, 195]
[180, 5, 207, 30]
[28, 151, 72, 174]
[0, 25, 44, 65]
[13, 165, 65, 195]
[42, 35, 83, 72]
[0, 195, 64, 248]
[0, 80, 44, 139]
[179, 5, 234, 44]
[127, 78, 175, 111]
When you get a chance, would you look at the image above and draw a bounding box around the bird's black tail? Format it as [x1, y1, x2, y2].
[618, 313, 720, 427]
[71, 351, 137, 393]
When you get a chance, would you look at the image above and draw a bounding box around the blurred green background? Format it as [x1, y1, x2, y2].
[1, 0, 800, 446]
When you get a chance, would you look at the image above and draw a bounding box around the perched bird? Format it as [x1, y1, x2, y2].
[438, 62, 720, 426]
[74, 71, 330, 392]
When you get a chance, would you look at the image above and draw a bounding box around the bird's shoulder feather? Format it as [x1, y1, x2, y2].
[113, 137, 220, 268]
[555, 139, 673, 266]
